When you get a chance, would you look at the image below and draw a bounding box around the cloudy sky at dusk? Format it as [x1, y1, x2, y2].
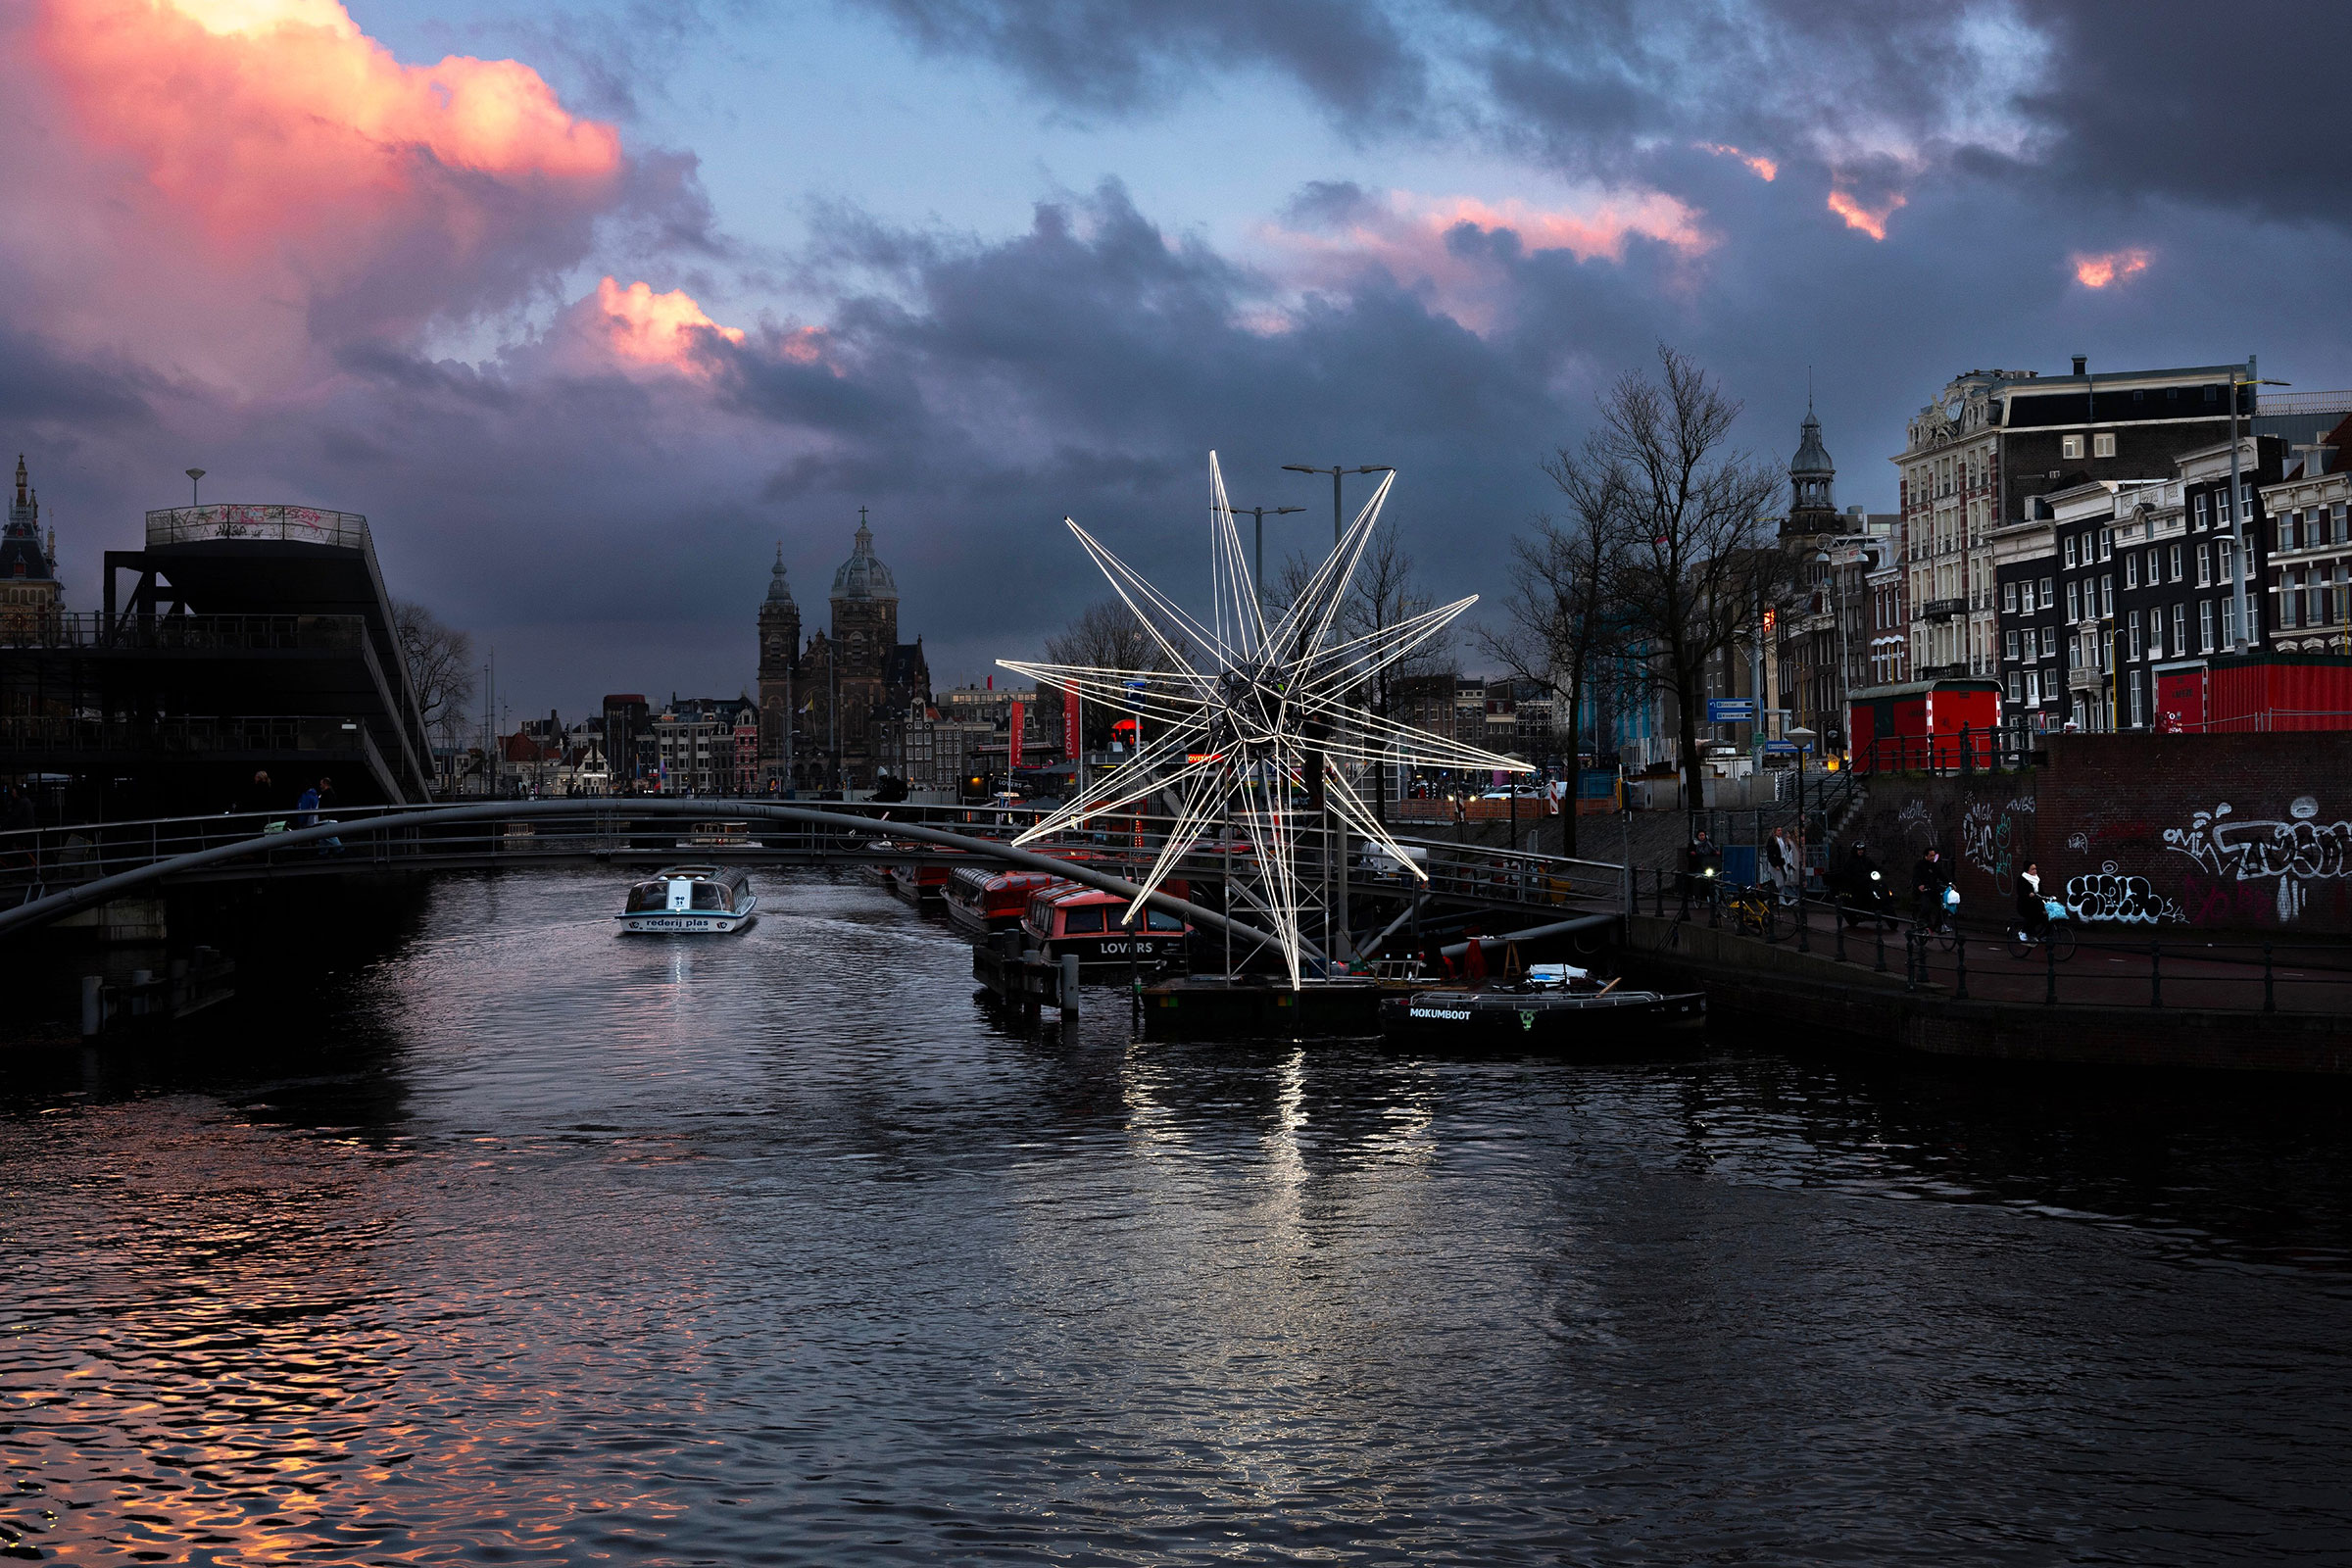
[4, 0, 2348, 713]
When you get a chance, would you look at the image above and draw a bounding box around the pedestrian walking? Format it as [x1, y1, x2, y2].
[1767, 827, 1796, 906]
[1913, 846, 1951, 931]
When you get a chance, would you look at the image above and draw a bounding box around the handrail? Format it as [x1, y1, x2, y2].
[0, 800, 1304, 950]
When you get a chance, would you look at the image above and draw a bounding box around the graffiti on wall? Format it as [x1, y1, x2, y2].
[2162, 798, 2352, 923]
[1959, 795, 2034, 896]
[2064, 863, 2182, 925]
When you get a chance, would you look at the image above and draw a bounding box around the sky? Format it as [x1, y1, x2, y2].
[6, 0, 2350, 718]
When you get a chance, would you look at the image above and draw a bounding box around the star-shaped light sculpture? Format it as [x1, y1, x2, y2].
[999, 454, 1535, 987]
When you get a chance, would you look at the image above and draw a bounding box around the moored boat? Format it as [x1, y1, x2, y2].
[615, 864, 759, 934]
[1020, 884, 1193, 970]
[944, 866, 1068, 934]
[1378, 964, 1703, 1049]
[885, 862, 953, 906]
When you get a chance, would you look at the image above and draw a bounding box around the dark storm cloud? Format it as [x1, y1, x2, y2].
[861, 0, 1428, 129]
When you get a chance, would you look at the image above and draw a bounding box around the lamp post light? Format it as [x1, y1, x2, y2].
[1788, 722, 1818, 949]
[185, 467, 205, 506]
[1231, 504, 1304, 611]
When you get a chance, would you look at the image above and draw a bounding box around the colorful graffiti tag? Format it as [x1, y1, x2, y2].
[1959, 795, 2033, 896]
[2162, 799, 2352, 923]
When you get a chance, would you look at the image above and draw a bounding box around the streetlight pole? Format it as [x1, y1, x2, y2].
[1232, 504, 1303, 610]
[1282, 464, 1393, 968]
[184, 467, 205, 507]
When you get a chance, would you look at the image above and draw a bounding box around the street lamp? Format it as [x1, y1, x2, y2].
[1282, 462, 1394, 966]
[1230, 503, 1304, 610]
[1788, 722, 1817, 934]
[185, 467, 205, 506]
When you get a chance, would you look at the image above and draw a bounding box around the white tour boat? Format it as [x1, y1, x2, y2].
[615, 864, 759, 934]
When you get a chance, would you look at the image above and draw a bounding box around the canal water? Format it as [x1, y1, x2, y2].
[5, 868, 2351, 1565]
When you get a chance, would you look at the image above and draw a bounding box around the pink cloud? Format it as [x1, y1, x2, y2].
[5, 0, 636, 388]
[2074, 249, 2151, 289]
[1263, 187, 1714, 331]
[1696, 142, 1778, 181]
[1827, 184, 1906, 241]
[35, 0, 621, 251]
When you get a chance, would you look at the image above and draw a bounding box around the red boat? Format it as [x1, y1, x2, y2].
[885, 862, 954, 906]
[1020, 884, 1193, 970]
[944, 866, 1069, 934]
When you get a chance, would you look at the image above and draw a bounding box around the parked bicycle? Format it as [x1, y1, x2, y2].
[1725, 884, 1776, 941]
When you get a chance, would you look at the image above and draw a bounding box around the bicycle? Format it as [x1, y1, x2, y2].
[1725, 885, 1776, 941]
[2006, 905, 2079, 962]
[1915, 893, 1960, 953]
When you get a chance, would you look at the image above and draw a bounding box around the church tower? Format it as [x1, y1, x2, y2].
[0, 455, 63, 639]
[1783, 397, 1840, 540]
[756, 545, 800, 776]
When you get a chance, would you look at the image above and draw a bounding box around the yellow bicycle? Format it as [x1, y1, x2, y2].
[1725, 885, 1776, 940]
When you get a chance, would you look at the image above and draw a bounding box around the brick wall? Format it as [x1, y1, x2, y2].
[1849, 732, 2352, 933]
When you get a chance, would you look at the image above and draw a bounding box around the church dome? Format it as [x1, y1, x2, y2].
[764, 545, 796, 607]
[1790, 401, 1835, 478]
[830, 514, 898, 601]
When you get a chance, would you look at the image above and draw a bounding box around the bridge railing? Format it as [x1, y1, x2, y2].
[0, 800, 1633, 913]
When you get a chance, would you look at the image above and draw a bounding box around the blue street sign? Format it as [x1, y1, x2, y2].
[1707, 698, 1755, 722]
[1763, 739, 1801, 754]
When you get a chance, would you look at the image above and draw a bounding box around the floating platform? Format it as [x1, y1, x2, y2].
[1138, 975, 1387, 1041]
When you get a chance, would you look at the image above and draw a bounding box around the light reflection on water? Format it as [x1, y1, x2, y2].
[4, 867, 2352, 1564]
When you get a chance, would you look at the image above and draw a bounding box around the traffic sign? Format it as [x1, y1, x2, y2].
[1762, 739, 1803, 754]
[1706, 698, 1756, 722]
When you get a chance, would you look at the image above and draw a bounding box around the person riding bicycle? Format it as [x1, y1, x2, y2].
[2015, 860, 2050, 940]
[1912, 846, 1951, 931]
[1838, 839, 1886, 925]
[1684, 827, 1724, 898]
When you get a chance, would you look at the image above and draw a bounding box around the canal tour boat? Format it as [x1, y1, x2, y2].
[1377, 964, 1703, 1050]
[885, 862, 954, 907]
[615, 865, 759, 934]
[1020, 884, 1193, 971]
[943, 867, 1069, 934]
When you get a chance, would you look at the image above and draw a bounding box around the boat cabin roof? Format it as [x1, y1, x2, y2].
[649, 864, 751, 889]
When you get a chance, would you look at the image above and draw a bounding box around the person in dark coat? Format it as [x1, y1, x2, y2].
[1912, 847, 1950, 929]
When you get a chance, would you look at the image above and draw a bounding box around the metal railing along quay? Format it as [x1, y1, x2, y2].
[1646, 863, 2352, 1015]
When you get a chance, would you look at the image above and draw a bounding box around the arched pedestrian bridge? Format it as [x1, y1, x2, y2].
[0, 799, 1630, 958]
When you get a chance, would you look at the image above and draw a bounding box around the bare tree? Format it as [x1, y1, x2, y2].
[1576, 346, 1785, 808]
[1043, 598, 1190, 751]
[393, 601, 475, 748]
[1475, 484, 1622, 857]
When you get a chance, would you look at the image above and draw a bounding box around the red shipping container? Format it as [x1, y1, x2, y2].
[1847, 678, 2001, 772]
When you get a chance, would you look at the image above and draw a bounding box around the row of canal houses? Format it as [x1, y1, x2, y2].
[1760, 356, 2352, 764]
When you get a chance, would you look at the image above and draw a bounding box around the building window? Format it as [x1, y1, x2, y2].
[2196, 544, 2211, 587]
[2194, 493, 2209, 529]
[2026, 671, 2040, 705]
[2099, 574, 2112, 617]
[2171, 604, 2186, 656]
[2039, 577, 2054, 610]
[2170, 544, 2182, 582]
[2002, 580, 2018, 613]
[2093, 432, 2117, 459]
[2062, 434, 2085, 460]
[2100, 529, 2114, 562]
[2005, 628, 2020, 660]
[2279, 570, 2301, 627]
[2130, 669, 2145, 728]
[2067, 582, 2081, 622]
[2009, 670, 2023, 704]
[2127, 553, 2139, 589]
[2041, 666, 2057, 703]
[2199, 601, 2215, 653]
[2224, 596, 2241, 647]
[2280, 512, 2299, 552]
[2065, 535, 2079, 569]
[2129, 612, 2143, 660]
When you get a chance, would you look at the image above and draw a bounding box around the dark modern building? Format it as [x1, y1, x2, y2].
[0, 487, 432, 815]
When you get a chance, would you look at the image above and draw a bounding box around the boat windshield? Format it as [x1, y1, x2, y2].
[623, 882, 669, 912]
[1146, 908, 1185, 932]
[690, 883, 728, 911]
[1062, 905, 1105, 934]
